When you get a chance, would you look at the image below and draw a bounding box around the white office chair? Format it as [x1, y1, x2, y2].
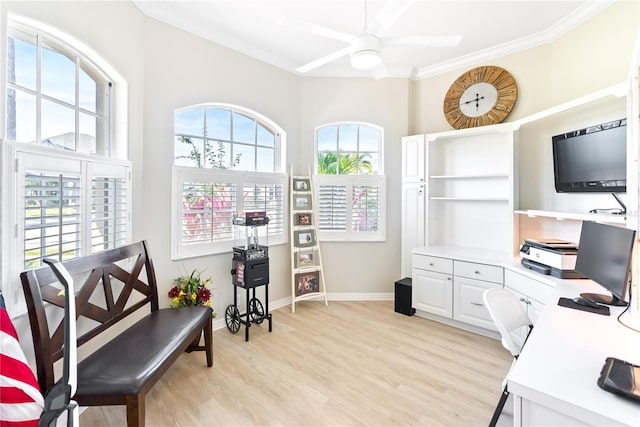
[483, 288, 533, 427]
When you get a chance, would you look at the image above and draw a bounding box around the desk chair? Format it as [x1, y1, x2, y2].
[483, 288, 533, 427]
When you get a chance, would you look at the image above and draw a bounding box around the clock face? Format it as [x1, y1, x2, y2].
[459, 83, 498, 117]
[443, 66, 518, 129]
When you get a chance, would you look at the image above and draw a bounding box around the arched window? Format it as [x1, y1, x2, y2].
[315, 122, 386, 241]
[172, 104, 286, 259]
[6, 24, 110, 154]
[2, 19, 129, 316]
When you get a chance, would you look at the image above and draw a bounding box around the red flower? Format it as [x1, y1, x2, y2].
[198, 287, 211, 302]
[168, 286, 180, 299]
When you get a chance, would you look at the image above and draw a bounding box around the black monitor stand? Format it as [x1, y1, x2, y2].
[580, 292, 628, 307]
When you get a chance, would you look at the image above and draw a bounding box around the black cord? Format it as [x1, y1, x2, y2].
[617, 269, 640, 332]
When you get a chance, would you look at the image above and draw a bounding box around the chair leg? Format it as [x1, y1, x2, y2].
[488, 386, 509, 427]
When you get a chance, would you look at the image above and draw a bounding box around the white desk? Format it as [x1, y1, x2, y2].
[508, 280, 640, 426]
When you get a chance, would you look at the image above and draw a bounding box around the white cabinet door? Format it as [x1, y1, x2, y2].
[453, 276, 500, 331]
[412, 268, 453, 317]
[526, 297, 546, 324]
[401, 183, 425, 277]
[402, 135, 425, 183]
[504, 269, 554, 324]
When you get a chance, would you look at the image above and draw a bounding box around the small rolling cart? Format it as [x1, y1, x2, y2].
[225, 212, 273, 341]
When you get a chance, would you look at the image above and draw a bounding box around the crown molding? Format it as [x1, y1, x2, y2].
[413, 1, 614, 81]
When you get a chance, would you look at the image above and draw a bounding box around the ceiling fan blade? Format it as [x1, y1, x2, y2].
[295, 46, 351, 73]
[277, 16, 354, 43]
[367, 0, 415, 34]
[371, 61, 389, 80]
[382, 35, 463, 47]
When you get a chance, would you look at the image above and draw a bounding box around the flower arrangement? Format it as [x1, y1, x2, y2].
[168, 269, 214, 313]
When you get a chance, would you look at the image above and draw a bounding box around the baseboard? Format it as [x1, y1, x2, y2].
[414, 309, 501, 340]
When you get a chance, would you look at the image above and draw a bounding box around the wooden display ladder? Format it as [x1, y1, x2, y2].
[289, 166, 328, 313]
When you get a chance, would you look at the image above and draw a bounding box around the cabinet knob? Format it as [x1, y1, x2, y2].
[447, 277, 452, 281]
[474, 270, 481, 275]
[429, 262, 434, 266]
[470, 301, 484, 307]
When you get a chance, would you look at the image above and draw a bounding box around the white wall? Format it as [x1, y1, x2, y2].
[299, 77, 411, 293]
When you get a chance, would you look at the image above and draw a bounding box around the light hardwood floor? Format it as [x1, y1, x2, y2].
[80, 300, 512, 426]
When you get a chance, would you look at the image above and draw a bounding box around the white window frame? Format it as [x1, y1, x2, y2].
[4, 143, 131, 315]
[172, 104, 288, 259]
[175, 103, 285, 172]
[1, 17, 128, 316]
[314, 122, 386, 242]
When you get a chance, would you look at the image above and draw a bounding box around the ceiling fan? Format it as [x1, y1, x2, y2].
[278, 0, 462, 77]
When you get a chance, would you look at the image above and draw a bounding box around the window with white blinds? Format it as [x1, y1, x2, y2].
[315, 122, 386, 242]
[172, 168, 287, 259]
[172, 104, 287, 259]
[315, 175, 386, 241]
[3, 20, 126, 317]
[16, 152, 131, 271]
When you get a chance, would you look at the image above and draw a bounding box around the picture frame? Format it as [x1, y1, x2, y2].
[294, 212, 312, 226]
[293, 194, 312, 210]
[292, 178, 311, 192]
[294, 271, 320, 297]
[295, 250, 316, 268]
[294, 229, 316, 248]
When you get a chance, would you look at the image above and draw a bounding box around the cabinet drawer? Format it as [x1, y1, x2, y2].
[412, 254, 453, 275]
[453, 276, 500, 331]
[504, 269, 554, 304]
[454, 260, 503, 284]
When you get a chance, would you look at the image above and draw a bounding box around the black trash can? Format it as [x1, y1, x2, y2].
[394, 277, 415, 316]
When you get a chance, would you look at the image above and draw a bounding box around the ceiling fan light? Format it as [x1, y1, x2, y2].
[351, 50, 381, 69]
[350, 34, 382, 70]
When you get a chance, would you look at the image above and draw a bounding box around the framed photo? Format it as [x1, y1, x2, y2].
[294, 212, 312, 226]
[294, 271, 320, 297]
[294, 229, 316, 248]
[295, 250, 316, 268]
[293, 194, 312, 210]
[292, 178, 311, 192]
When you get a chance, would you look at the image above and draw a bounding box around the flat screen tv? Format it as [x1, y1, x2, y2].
[552, 118, 627, 193]
[575, 221, 636, 306]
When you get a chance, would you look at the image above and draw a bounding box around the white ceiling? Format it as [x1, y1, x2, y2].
[132, 0, 613, 79]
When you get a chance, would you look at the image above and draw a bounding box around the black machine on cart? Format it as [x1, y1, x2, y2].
[225, 212, 273, 341]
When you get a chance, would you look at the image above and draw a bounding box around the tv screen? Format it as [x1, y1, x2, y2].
[552, 118, 627, 193]
[575, 221, 636, 306]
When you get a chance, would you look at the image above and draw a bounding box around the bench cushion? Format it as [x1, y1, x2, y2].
[75, 306, 212, 398]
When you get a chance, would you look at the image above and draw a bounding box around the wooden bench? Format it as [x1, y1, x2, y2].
[21, 240, 213, 427]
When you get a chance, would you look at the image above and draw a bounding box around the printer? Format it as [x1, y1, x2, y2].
[519, 238, 586, 279]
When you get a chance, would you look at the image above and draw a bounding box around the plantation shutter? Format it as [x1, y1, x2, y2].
[315, 175, 386, 241]
[242, 182, 285, 240]
[91, 176, 128, 253]
[172, 168, 287, 259]
[317, 184, 347, 231]
[24, 172, 82, 269]
[351, 183, 381, 232]
[181, 181, 237, 245]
